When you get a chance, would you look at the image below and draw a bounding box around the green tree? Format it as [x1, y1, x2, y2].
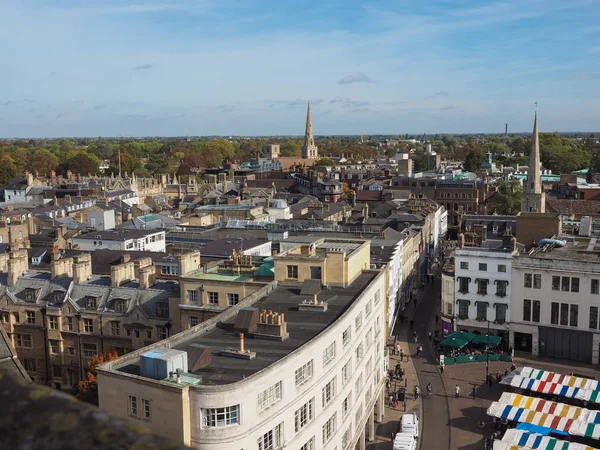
[204, 139, 235, 163]
[0, 154, 16, 186]
[315, 157, 336, 166]
[31, 149, 59, 176]
[463, 147, 485, 172]
[62, 152, 100, 175]
[119, 153, 141, 175]
[491, 181, 523, 215]
[280, 140, 302, 157]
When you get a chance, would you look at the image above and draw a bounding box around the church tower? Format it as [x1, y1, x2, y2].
[521, 111, 546, 213]
[301, 102, 318, 159]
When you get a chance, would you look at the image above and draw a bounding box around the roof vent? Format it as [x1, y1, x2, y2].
[221, 333, 256, 360]
[140, 347, 188, 380]
[299, 279, 328, 312]
[186, 344, 212, 371]
[234, 307, 259, 334]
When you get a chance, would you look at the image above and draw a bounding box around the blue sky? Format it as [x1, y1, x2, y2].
[1, 0, 599, 137]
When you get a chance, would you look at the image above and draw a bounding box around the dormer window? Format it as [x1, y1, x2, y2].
[114, 299, 127, 313]
[156, 302, 169, 318]
[24, 288, 39, 302]
[52, 291, 64, 304]
[86, 297, 98, 310]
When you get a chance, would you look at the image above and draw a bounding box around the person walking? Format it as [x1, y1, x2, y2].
[487, 374, 493, 388]
[455, 385, 460, 398]
[414, 385, 420, 400]
[395, 342, 401, 356]
[426, 382, 432, 398]
[400, 347, 404, 362]
[439, 361, 445, 374]
[472, 386, 476, 399]
[428, 331, 432, 342]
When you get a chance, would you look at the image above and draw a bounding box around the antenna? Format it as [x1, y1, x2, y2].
[535, 101, 538, 112]
[118, 146, 122, 177]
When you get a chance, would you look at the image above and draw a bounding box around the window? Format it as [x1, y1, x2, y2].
[142, 399, 151, 420]
[498, 264, 506, 273]
[66, 316, 73, 331]
[208, 292, 219, 305]
[187, 290, 198, 304]
[258, 423, 282, 450]
[551, 302, 559, 324]
[129, 396, 138, 417]
[477, 279, 488, 295]
[49, 339, 60, 354]
[153, 303, 168, 318]
[0, 312, 8, 323]
[571, 277, 580, 293]
[560, 303, 569, 326]
[146, 330, 152, 339]
[342, 360, 352, 385]
[460, 262, 468, 270]
[86, 297, 98, 309]
[258, 381, 282, 411]
[374, 289, 381, 304]
[532, 300, 540, 322]
[479, 263, 487, 271]
[570, 304, 579, 327]
[355, 313, 362, 331]
[323, 342, 336, 366]
[342, 326, 351, 346]
[287, 265, 298, 279]
[322, 378, 336, 407]
[26, 311, 36, 324]
[356, 343, 364, 362]
[295, 360, 313, 387]
[300, 437, 315, 450]
[524, 274, 532, 288]
[190, 316, 199, 327]
[111, 321, 120, 336]
[495, 304, 507, 324]
[114, 300, 126, 313]
[523, 299, 531, 322]
[228, 293, 239, 306]
[458, 277, 469, 294]
[202, 405, 240, 427]
[366, 328, 373, 346]
[48, 316, 59, 330]
[83, 343, 97, 358]
[590, 306, 598, 329]
[552, 276, 560, 291]
[342, 392, 352, 417]
[157, 326, 167, 340]
[592, 280, 599, 295]
[355, 404, 363, 433]
[15, 334, 32, 348]
[322, 413, 336, 444]
[457, 300, 469, 320]
[294, 398, 314, 433]
[533, 274, 542, 289]
[496, 280, 508, 297]
[24, 359, 37, 372]
[135, 330, 140, 338]
[52, 364, 62, 378]
[160, 265, 179, 275]
[476, 302, 488, 321]
[84, 318, 94, 333]
[561, 277, 570, 292]
[365, 300, 372, 316]
[355, 372, 363, 395]
[67, 347, 75, 356]
[342, 428, 352, 449]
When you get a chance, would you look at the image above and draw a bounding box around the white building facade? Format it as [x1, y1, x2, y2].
[511, 251, 600, 364]
[454, 246, 515, 346]
[71, 230, 166, 252]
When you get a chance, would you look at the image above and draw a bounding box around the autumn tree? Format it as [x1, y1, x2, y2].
[77, 351, 119, 405]
[30, 149, 59, 176]
[491, 181, 523, 215]
[61, 152, 100, 176]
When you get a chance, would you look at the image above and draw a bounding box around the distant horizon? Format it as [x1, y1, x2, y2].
[2, 1, 600, 136]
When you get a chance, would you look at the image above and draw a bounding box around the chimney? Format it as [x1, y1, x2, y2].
[51, 256, 73, 279]
[239, 333, 245, 353]
[177, 251, 200, 277]
[25, 171, 33, 187]
[218, 172, 227, 186]
[110, 261, 135, 287]
[121, 254, 131, 264]
[7, 250, 28, 288]
[72, 253, 92, 284]
[458, 233, 465, 249]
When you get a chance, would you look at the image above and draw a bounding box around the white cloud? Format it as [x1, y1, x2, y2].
[337, 73, 375, 85]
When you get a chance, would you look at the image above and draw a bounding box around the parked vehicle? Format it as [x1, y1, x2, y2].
[393, 432, 417, 450]
[401, 412, 419, 439]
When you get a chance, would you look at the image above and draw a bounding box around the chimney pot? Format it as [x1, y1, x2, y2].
[239, 333, 245, 353]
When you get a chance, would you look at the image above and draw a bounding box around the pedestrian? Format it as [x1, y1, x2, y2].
[414, 385, 420, 399]
[428, 331, 432, 341]
[414, 334, 418, 344]
[426, 382, 432, 398]
[455, 385, 460, 398]
[400, 347, 404, 362]
[472, 386, 476, 399]
[395, 342, 401, 356]
[439, 361, 445, 374]
[487, 374, 493, 388]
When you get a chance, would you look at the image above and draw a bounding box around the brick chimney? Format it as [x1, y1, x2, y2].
[134, 257, 155, 289]
[110, 261, 135, 287]
[72, 253, 92, 283]
[7, 250, 28, 288]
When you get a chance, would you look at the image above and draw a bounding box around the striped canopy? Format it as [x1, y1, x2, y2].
[497, 393, 585, 419]
[519, 367, 600, 391]
[487, 402, 577, 433]
[500, 429, 599, 450]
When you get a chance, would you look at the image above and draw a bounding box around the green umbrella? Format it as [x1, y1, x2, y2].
[471, 334, 502, 346]
[446, 331, 476, 343]
[440, 336, 469, 349]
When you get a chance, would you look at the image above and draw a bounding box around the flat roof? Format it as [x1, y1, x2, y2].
[73, 229, 164, 241]
[116, 271, 377, 386]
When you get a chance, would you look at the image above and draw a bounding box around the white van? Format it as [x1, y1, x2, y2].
[393, 432, 417, 450]
[401, 413, 419, 439]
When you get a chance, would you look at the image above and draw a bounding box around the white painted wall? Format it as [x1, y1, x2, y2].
[72, 231, 166, 252]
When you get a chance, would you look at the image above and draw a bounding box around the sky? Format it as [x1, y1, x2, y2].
[1, 0, 599, 137]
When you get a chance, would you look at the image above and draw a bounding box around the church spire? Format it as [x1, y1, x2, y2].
[302, 101, 318, 159]
[521, 108, 546, 213]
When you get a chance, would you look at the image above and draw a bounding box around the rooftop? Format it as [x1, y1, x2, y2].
[522, 236, 600, 263]
[115, 271, 378, 385]
[73, 229, 164, 241]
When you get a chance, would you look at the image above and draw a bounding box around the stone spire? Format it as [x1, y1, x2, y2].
[521, 110, 546, 213]
[301, 101, 318, 159]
